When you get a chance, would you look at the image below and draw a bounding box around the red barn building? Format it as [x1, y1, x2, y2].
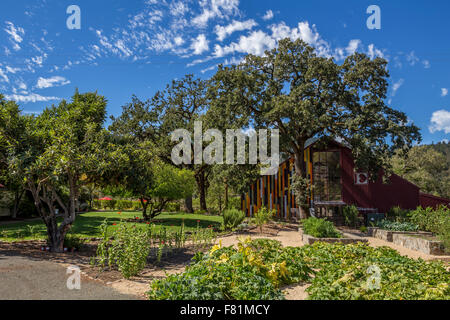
[241, 138, 450, 221]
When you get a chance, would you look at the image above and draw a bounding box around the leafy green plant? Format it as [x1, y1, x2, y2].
[147, 237, 312, 300]
[92, 221, 151, 278]
[342, 205, 358, 227]
[63, 233, 86, 250]
[409, 206, 449, 234]
[376, 219, 419, 232]
[302, 242, 450, 300]
[387, 206, 410, 222]
[223, 208, 245, 230]
[254, 206, 275, 233]
[302, 217, 341, 238]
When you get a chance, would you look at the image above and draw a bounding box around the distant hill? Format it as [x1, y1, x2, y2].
[429, 141, 450, 164]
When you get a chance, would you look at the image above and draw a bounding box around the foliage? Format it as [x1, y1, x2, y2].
[0, 91, 109, 252]
[409, 206, 449, 251]
[302, 217, 341, 238]
[342, 205, 359, 227]
[254, 206, 275, 232]
[375, 219, 419, 232]
[108, 141, 195, 220]
[302, 242, 450, 300]
[392, 145, 450, 199]
[223, 208, 245, 230]
[93, 221, 151, 278]
[63, 233, 87, 250]
[386, 206, 410, 222]
[147, 237, 312, 300]
[290, 175, 314, 208]
[409, 206, 449, 234]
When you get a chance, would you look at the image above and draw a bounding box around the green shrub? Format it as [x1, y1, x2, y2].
[93, 222, 151, 278]
[223, 209, 245, 230]
[387, 206, 410, 222]
[226, 197, 241, 210]
[63, 233, 86, 250]
[342, 205, 358, 227]
[254, 206, 275, 232]
[376, 219, 419, 232]
[302, 217, 341, 238]
[409, 206, 449, 234]
[359, 226, 367, 233]
[165, 202, 181, 212]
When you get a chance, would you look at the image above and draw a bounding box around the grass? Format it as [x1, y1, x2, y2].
[0, 211, 224, 242]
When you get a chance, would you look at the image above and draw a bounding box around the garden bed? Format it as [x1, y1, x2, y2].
[392, 233, 446, 255]
[367, 227, 433, 242]
[299, 228, 368, 245]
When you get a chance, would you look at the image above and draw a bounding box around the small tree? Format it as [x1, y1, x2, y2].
[2, 91, 108, 252]
[254, 206, 276, 233]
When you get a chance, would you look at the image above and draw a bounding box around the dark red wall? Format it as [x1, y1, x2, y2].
[340, 147, 420, 213]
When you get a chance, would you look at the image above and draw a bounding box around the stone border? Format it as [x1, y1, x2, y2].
[299, 228, 368, 245]
[367, 227, 433, 242]
[392, 233, 446, 256]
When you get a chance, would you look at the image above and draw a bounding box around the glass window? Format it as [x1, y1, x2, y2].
[312, 151, 342, 202]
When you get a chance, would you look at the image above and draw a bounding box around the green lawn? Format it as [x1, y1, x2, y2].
[0, 211, 224, 242]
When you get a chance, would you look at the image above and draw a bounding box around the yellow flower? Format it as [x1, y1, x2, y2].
[210, 240, 222, 254]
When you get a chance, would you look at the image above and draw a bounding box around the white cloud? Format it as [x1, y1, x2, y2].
[192, 0, 240, 27]
[392, 79, 404, 96]
[429, 110, 450, 134]
[441, 88, 448, 97]
[5, 93, 60, 103]
[191, 34, 209, 55]
[367, 44, 384, 59]
[174, 36, 184, 46]
[215, 19, 257, 41]
[36, 76, 70, 89]
[0, 68, 9, 83]
[406, 51, 419, 66]
[169, 1, 188, 16]
[4, 21, 25, 51]
[214, 30, 276, 57]
[262, 10, 274, 21]
[345, 39, 361, 55]
[422, 60, 431, 69]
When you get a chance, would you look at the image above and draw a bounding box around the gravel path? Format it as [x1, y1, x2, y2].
[0, 254, 140, 300]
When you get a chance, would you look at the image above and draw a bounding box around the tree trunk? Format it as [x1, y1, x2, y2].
[141, 198, 149, 220]
[45, 216, 71, 252]
[224, 178, 229, 210]
[12, 189, 25, 219]
[195, 171, 208, 211]
[184, 196, 194, 213]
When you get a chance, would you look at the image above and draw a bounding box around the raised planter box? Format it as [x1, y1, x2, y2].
[299, 228, 368, 245]
[392, 234, 446, 255]
[367, 227, 432, 242]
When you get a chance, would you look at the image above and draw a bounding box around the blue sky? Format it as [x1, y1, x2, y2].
[0, 0, 449, 144]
